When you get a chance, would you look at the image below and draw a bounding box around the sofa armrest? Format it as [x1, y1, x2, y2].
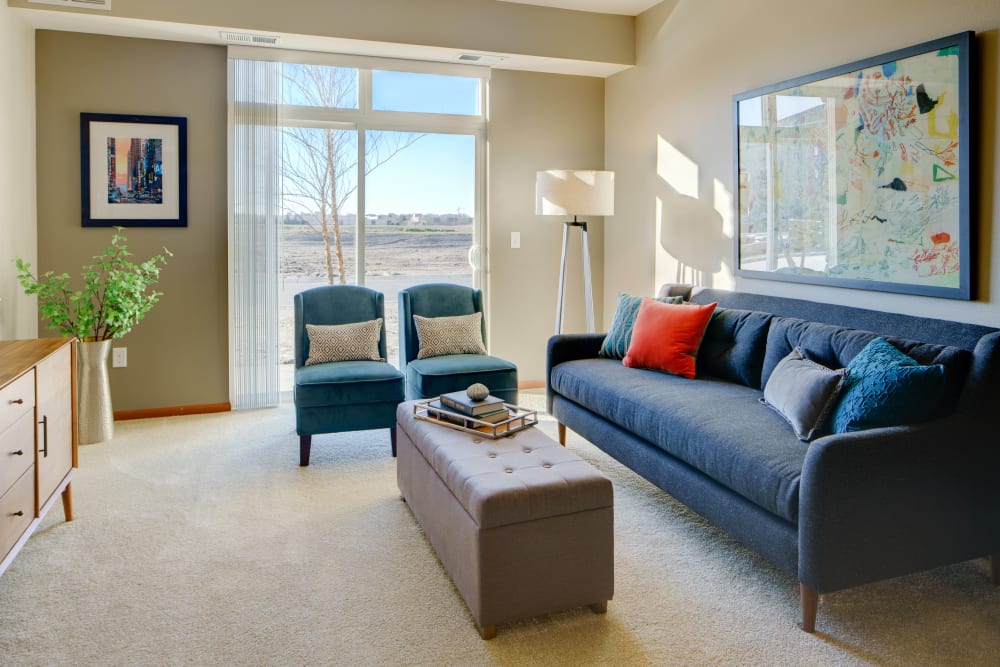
[546, 334, 605, 413]
[798, 414, 1000, 593]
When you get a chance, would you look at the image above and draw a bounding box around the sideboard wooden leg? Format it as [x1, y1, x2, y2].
[478, 624, 497, 640]
[991, 553, 999, 586]
[589, 600, 608, 614]
[800, 583, 818, 633]
[61, 482, 74, 522]
[557, 423, 567, 446]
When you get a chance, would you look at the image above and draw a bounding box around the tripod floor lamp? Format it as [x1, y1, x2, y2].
[535, 170, 615, 334]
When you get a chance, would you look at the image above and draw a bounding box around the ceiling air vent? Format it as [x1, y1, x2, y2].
[458, 54, 482, 62]
[28, 0, 111, 9]
[220, 31, 280, 46]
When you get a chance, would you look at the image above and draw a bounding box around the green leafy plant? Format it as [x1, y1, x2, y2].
[15, 229, 171, 341]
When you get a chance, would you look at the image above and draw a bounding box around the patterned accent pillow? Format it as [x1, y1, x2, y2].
[831, 337, 945, 433]
[599, 292, 684, 359]
[305, 319, 384, 365]
[414, 313, 487, 359]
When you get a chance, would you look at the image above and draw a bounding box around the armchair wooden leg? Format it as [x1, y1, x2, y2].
[299, 435, 312, 467]
[390, 426, 398, 458]
[991, 554, 999, 586]
[800, 583, 818, 633]
[557, 423, 567, 446]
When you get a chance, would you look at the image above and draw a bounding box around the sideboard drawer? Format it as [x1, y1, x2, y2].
[0, 411, 35, 493]
[0, 465, 35, 559]
[0, 372, 35, 434]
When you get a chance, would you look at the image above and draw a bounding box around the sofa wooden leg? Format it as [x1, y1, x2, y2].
[390, 426, 398, 458]
[800, 583, 818, 633]
[478, 624, 497, 640]
[557, 423, 567, 446]
[992, 554, 999, 586]
[299, 435, 312, 467]
[589, 601, 608, 614]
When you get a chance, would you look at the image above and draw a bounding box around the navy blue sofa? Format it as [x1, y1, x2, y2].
[547, 287, 1000, 632]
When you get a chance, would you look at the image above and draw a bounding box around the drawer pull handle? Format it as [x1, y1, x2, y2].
[10, 449, 24, 456]
[39, 415, 49, 458]
[11, 511, 24, 517]
[8, 398, 24, 405]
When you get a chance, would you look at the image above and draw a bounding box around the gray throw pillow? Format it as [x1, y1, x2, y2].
[414, 312, 487, 359]
[762, 347, 847, 441]
[305, 319, 384, 365]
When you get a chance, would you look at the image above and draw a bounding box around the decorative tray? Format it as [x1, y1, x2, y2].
[413, 399, 538, 439]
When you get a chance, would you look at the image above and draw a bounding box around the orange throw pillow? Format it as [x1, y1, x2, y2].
[622, 299, 717, 379]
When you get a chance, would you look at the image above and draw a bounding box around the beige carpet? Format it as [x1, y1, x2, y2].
[0, 400, 997, 666]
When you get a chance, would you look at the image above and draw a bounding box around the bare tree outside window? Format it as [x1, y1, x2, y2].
[281, 64, 424, 285]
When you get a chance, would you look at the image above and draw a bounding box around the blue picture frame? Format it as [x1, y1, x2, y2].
[733, 31, 973, 299]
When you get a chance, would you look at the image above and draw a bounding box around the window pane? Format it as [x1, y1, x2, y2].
[365, 131, 475, 365]
[281, 63, 359, 109]
[372, 70, 480, 115]
[279, 127, 359, 390]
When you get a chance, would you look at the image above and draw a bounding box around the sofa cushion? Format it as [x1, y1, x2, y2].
[762, 317, 971, 418]
[697, 307, 774, 388]
[551, 358, 806, 522]
[623, 300, 717, 379]
[763, 347, 847, 441]
[831, 337, 946, 433]
[599, 291, 684, 359]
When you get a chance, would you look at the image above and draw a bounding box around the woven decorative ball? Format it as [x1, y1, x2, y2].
[466, 383, 490, 401]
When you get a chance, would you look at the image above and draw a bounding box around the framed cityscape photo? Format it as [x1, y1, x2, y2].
[733, 31, 973, 299]
[80, 113, 187, 227]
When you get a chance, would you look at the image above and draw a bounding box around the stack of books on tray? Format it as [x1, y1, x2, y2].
[430, 390, 511, 426]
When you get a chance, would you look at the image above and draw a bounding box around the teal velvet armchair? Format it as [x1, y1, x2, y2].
[294, 285, 404, 466]
[398, 283, 518, 404]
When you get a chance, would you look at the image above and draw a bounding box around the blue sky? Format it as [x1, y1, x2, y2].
[365, 71, 477, 216]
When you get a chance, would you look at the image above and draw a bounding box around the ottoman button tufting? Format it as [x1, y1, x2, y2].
[504, 468, 513, 473]
[523, 448, 532, 453]
[542, 463, 552, 468]
[487, 453, 497, 458]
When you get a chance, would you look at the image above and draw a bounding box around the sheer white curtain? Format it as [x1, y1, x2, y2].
[228, 55, 281, 409]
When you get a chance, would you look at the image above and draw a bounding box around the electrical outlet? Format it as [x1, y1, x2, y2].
[112, 347, 127, 368]
[511, 231, 521, 249]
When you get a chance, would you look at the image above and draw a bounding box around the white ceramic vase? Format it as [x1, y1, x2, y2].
[77, 339, 114, 445]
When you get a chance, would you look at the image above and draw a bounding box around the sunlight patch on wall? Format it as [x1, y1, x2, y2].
[657, 135, 698, 199]
[713, 178, 733, 239]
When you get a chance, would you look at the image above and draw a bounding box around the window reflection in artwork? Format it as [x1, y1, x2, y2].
[735, 32, 971, 299]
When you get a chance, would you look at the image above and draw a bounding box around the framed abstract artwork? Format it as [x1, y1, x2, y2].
[733, 32, 973, 299]
[80, 113, 188, 227]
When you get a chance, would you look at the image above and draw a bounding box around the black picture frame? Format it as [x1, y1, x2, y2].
[733, 31, 973, 300]
[80, 113, 188, 227]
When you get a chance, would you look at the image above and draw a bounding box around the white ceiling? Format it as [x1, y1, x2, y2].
[499, 0, 661, 15]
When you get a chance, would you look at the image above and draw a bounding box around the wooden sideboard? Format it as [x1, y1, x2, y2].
[0, 339, 77, 576]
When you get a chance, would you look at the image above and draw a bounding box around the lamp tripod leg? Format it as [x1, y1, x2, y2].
[581, 223, 595, 334]
[555, 221, 570, 335]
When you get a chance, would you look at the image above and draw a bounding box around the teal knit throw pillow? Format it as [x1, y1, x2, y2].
[599, 292, 684, 359]
[831, 337, 945, 434]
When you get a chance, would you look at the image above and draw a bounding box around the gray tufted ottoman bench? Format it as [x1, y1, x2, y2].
[396, 401, 614, 639]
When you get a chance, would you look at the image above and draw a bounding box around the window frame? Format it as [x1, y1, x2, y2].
[233, 46, 489, 290]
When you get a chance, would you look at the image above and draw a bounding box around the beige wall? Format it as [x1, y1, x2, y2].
[8, 0, 634, 69]
[35, 31, 228, 411]
[31, 31, 600, 407]
[489, 70, 606, 382]
[607, 0, 1000, 327]
[0, 5, 37, 339]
